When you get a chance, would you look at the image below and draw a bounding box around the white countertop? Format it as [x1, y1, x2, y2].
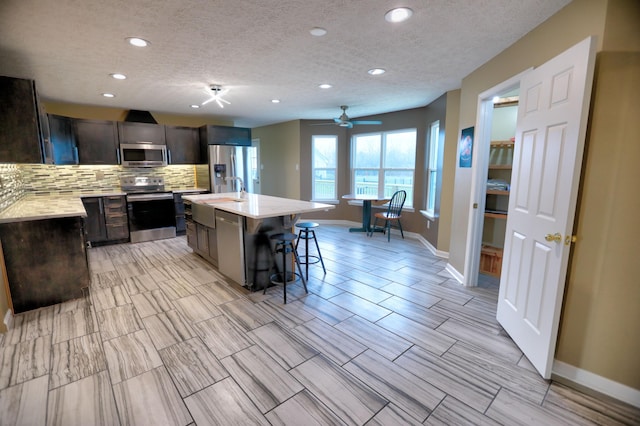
[182, 192, 334, 219]
[0, 195, 87, 223]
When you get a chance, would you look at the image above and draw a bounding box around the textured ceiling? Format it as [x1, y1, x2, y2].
[0, 0, 571, 128]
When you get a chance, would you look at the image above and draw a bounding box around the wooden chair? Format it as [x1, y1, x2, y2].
[368, 190, 406, 241]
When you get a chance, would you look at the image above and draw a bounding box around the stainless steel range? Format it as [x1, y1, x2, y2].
[121, 177, 176, 243]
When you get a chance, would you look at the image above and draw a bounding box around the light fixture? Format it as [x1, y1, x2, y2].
[384, 7, 413, 23]
[202, 85, 230, 108]
[368, 68, 386, 75]
[110, 73, 127, 80]
[102, 93, 115, 98]
[190, 104, 200, 109]
[271, 99, 281, 104]
[310, 27, 327, 37]
[126, 37, 149, 47]
[319, 83, 332, 89]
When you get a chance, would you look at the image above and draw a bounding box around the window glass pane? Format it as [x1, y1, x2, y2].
[353, 134, 381, 168]
[354, 170, 378, 195]
[427, 170, 437, 211]
[314, 169, 336, 199]
[313, 136, 337, 168]
[383, 170, 413, 204]
[384, 131, 417, 168]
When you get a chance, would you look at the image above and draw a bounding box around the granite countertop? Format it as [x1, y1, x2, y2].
[0, 194, 87, 224]
[182, 192, 334, 219]
[168, 188, 209, 193]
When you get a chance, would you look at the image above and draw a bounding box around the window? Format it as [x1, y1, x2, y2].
[351, 129, 416, 207]
[425, 120, 440, 217]
[312, 135, 337, 200]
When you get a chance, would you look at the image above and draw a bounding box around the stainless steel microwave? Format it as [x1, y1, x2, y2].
[119, 143, 167, 167]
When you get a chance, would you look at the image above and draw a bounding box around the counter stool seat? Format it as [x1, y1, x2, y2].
[295, 222, 326, 280]
[266, 232, 307, 303]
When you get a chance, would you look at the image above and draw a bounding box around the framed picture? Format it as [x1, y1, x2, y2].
[459, 126, 474, 168]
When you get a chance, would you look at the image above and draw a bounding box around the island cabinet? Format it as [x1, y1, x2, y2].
[0, 216, 90, 313]
[75, 119, 119, 165]
[0, 76, 46, 163]
[165, 126, 201, 164]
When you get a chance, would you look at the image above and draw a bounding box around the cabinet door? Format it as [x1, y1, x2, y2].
[49, 114, 78, 165]
[75, 119, 119, 164]
[165, 126, 200, 164]
[81, 197, 108, 242]
[118, 122, 166, 145]
[196, 223, 209, 252]
[0, 76, 44, 163]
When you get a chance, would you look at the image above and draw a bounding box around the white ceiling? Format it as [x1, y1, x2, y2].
[0, 0, 571, 128]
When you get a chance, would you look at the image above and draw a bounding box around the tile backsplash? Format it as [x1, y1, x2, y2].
[0, 163, 204, 210]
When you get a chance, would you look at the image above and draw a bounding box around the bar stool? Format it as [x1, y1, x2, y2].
[295, 222, 326, 280]
[266, 233, 307, 303]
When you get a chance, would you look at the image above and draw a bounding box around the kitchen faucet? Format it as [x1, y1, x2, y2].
[225, 176, 245, 194]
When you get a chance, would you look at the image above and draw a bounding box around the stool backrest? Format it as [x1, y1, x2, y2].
[387, 190, 406, 217]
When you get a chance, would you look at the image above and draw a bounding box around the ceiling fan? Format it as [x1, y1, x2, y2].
[202, 85, 230, 108]
[314, 105, 382, 129]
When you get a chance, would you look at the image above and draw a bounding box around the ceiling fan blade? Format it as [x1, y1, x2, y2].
[351, 120, 382, 125]
[218, 97, 231, 105]
[333, 118, 342, 124]
[215, 98, 225, 108]
[201, 98, 215, 106]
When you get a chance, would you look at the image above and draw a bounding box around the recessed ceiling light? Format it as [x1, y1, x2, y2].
[271, 99, 281, 103]
[102, 93, 115, 98]
[190, 104, 200, 109]
[368, 68, 386, 76]
[319, 83, 332, 89]
[110, 73, 127, 80]
[126, 37, 149, 47]
[385, 7, 413, 23]
[310, 27, 327, 37]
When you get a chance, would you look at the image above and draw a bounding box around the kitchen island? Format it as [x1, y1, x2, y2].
[182, 192, 334, 289]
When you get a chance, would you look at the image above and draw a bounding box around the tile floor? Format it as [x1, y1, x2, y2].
[0, 223, 638, 425]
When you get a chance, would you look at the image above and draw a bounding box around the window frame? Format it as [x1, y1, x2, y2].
[311, 134, 338, 202]
[424, 120, 440, 219]
[350, 128, 417, 208]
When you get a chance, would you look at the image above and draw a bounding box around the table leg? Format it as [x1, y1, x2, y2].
[349, 200, 372, 232]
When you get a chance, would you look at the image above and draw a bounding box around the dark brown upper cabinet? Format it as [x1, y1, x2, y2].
[165, 125, 201, 164]
[75, 119, 119, 165]
[117, 121, 166, 145]
[0, 76, 46, 163]
[48, 114, 78, 165]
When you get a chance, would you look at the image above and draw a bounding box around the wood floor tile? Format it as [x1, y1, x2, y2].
[193, 315, 253, 359]
[91, 271, 123, 290]
[366, 403, 423, 426]
[196, 281, 243, 306]
[91, 285, 131, 312]
[113, 366, 192, 426]
[47, 371, 118, 426]
[328, 292, 392, 322]
[123, 273, 160, 295]
[425, 396, 501, 426]
[394, 345, 497, 412]
[103, 329, 162, 384]
[376, 313, 455, 356]
[130, 289, 174, 318]
[294, 318, 367, 365]
[221, 345, 304, 413]
[142, 310, 195, 350]
[172, 294, 222, 324]
[247, 322, 318, 370]
[0, 335, 51, 390]
[3, 307, 54, 346]
[159, 337, 228, 398]
[50, 332, 106, 390]
[257, 299, 313, 328]
[334, 315, 411, 361]
[52, 305, 98, 344]
[378, 296, 448, 329]
[96, 304, 143, 341]
[184, 377, 269, 425]
[0, 375, 48, 426]
[378, 282, 442, 309]
[292, 293, 353, 325]
[291, 354, 388, 426]
[218, 298, 274, 331]
[265, 389, 347, 425]
[345, 349, 446, 422]
[156, 277, 199, 300]
[305, 280, 345, 300]
[334, 280, 393, 303]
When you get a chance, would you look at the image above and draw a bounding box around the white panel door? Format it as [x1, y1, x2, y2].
[497, 36, 596, 378]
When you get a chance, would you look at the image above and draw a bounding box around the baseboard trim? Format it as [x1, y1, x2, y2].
[445, 263, 464, 284]
[552, 360, 640, 408]
[414, 235, 449, 259]
[3, 308, 13, 330]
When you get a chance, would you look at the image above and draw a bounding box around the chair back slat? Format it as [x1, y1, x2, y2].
[386, 190, 406, 217]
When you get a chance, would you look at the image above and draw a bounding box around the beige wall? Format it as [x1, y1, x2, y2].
[438, 90, 460, 253]
[251, 120, 301, 198]
[449, 0, 640, 389]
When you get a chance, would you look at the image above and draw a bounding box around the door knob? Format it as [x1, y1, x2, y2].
[545, 233, 562, 243]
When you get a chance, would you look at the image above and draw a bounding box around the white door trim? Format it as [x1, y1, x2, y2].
[463, 69, 532, 287]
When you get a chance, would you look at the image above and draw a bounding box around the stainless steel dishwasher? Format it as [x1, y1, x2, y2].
[216, 210, 245, 285]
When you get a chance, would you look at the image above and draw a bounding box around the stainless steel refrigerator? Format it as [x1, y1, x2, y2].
[208, 145, 258, 194]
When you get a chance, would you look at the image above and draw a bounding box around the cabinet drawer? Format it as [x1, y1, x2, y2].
[103, 196, 126, 213]
[106, 223, 129, 241]
[105, 213, 127, 225]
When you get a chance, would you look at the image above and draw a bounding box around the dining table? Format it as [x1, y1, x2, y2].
[342, 193, 391, 233]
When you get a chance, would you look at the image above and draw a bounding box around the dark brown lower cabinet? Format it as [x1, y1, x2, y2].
[0, 216, 90, 314]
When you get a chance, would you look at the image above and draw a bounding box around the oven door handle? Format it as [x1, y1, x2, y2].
[127, 193, 174, 202]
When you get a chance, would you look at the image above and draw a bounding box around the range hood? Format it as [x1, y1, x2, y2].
[124, 109, 158, 124]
